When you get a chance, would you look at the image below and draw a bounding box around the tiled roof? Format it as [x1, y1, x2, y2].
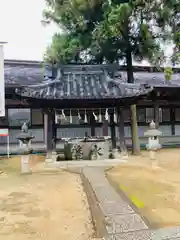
[133, 72, 180, 86]
[4, 61, 45, 85]
[15, 71, 153, 100]
[4, 62, 180, 87]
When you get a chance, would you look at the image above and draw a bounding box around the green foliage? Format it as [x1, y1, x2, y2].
[92, 1, 163, 64]
[44, 33, 83, 64]
[158, 0, 180, 65]
[164, 67, 173, 81]
[43, 0, 106, 63]
[43, 0, 180, 66]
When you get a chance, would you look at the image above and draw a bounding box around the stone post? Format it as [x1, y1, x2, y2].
[20, 145, 31, 173]
[17, 131, 34, 174]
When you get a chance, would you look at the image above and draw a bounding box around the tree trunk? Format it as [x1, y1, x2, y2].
[126, 45, 140, 155]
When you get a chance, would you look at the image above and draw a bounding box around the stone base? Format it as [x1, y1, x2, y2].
[45, 158, 53, 163]
[45, 151, 54, 163]
[149, 150, 156, 160]
[121, 152, 128, 160]
[52, 151, 58, 162]
[113, 149, 120, 159]
[151, 160, 159, 169]
[20, 171, 32, 175]
[113, 149, 128, 160]
[21, 155, 31, 174]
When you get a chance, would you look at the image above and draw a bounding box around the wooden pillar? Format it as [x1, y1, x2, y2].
[117, 107, 127, 153]
[154, 102, 159, 128]
[44, 109, 53, 160]
[52, 110, 57, 151]
[102, 110, 109, 137]
[130, 104, 140, 155]
[90, 114, 95, 137]
[170, 106, 175, 135]
[110, 113, 116, 148]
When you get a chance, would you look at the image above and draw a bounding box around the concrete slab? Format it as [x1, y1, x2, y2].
[111, 227, 180, 240]
[105, 214, 148, 234]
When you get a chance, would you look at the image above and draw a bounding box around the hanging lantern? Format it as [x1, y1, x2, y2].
[92, 110, 98, 121]
[69, 109, 72, 124]
[105, 108, 109, 121]
[84, 109, 88, 123]
[98, 109, 102, 123]
[114, 108, 118, 123]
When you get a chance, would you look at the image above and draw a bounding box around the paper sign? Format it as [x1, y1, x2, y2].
[0, 128, 9, 136]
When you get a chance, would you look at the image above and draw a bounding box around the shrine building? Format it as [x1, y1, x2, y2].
[2, 59, 180, 154]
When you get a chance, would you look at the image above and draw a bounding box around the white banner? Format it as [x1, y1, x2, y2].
[0, 44, 5, 117]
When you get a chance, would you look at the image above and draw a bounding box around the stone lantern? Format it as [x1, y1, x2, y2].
[144, 120, 162, 160]
[17, 122, 34, 174]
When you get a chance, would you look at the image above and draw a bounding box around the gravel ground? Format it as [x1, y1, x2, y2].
[0, 170, 94, 240]
[107, 149, 180, 228]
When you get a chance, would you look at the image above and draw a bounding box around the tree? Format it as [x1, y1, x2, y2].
[155, 0, 180, 65]
[43, 0, 178, 154]
[44, 33, 83, 64]
[90, 1, 165, 154]
[43, 0, 105, 63]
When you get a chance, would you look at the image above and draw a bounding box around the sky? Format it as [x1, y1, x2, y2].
[0, 0, 173, 63]
[0, 0, 59, 61]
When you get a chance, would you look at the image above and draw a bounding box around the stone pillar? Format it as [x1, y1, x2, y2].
[21, 149, 31, 174]
[44, 109, 53, 163]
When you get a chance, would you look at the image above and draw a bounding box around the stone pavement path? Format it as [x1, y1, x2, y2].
[49, 159, 128, 169]
[83, 167, 180, 240]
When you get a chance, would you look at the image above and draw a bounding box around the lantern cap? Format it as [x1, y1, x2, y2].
[144, 120, 162, 137]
